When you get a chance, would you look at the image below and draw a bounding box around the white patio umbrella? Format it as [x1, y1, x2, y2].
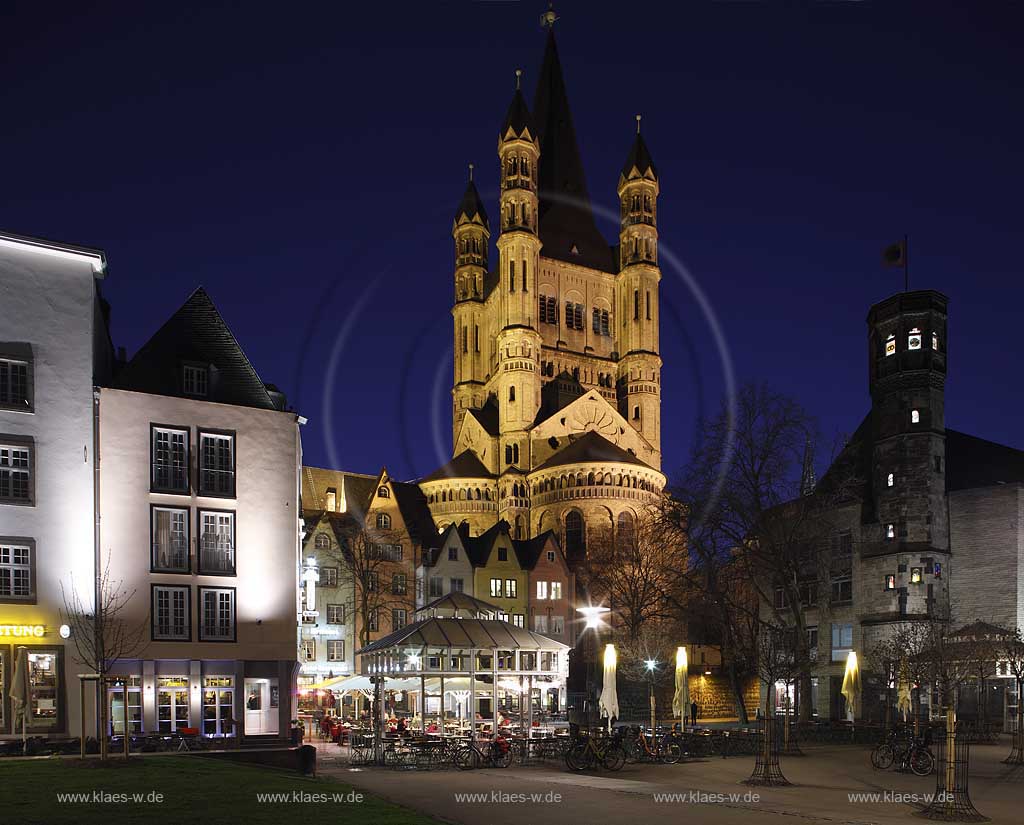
[896, 670, 913, 721]
[841, 651, 861, 721]
[598, 644, 618, 731]
[672, 646, 690, 726]
[9, 646, 30, 751]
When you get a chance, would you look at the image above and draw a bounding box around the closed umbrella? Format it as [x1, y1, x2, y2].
[9, 646, 30, 751]
[598, 644, 618, 731]
[841, 651, 861, 721]
[896, 669, 912, 721]
[672, 646, 690, 726]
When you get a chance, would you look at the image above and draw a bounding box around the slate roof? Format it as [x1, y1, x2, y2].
[534, 431, 651, 472]
[463, 520, 508, 567]
[501, 87, 535, 139]
[621, 131, 658, 180]
[391, 480, 441, 549]
[454, 179, 489, 228]
[467, 398, 501, 436]
[414, 592, 500, 618]
[421, 450, 495, 483]
[533, 29, 614, 273]
[945, 430, 1024, 491]
[512, 530, 559, 570]
[112, 287, 280, 410]
[301, 466, 377, 520]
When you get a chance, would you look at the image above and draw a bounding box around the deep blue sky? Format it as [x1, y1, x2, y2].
[4, 1, 1021, 481]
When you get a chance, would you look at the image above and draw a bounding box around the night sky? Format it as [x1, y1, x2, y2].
[4, 1, 1022, 482]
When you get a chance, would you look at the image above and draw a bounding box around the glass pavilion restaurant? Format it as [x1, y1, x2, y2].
[356, 614, 570, 736]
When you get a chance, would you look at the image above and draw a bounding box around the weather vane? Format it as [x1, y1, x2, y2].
[541, 3, 558, 29]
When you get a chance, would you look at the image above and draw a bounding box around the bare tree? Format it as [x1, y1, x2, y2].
[60, 555, 148, 760]
[994, 626, 1024, 763]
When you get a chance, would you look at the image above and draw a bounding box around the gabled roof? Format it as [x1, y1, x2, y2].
[468, 397, 501, 437]
[421, 450, 494, 483]
[463, 520, 509, 567]
[113, 287, 279, 410]
[301, 466, 377, 521]
[621, 131, 658, 180]
[391, 480, 441, 549]
[454, 179, 489, 229]
[512, 530, 560, 570]
[945, 430, 1024, 491]
[414, 592, 500, 618]
[534, 431, 651, 472]
[357, 616, 569, 654]
[532, 29, 614, 273]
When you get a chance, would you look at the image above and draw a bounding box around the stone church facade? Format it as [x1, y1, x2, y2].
[420, 26, 666, 561]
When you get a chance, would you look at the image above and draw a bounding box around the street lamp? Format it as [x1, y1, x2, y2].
[645, 658, 658, 732]
[576, 605, 611, 727]
[577, 604, 610, 630]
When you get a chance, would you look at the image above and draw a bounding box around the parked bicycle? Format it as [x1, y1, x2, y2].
[565, 730, 626, 772]
[871, 728, 934, 776]
[455, 734, 513, 770]
[624, 726, 682, 764]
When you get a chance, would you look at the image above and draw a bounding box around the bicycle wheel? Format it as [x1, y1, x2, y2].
[872, 744, 895, 770]
[661, 741, 682, 765]
[565, 743, 586, 772]
[910, 748, 934, 777]
[493, 744, 514, 769]
[602, 744, 626, 772]
[456, 746, 480, 771]
[624, 740, 642, 764]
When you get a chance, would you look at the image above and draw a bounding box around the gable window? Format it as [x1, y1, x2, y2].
[199, 587, 235, 641]
[546, 550, 555, 562]
[326, 604, 345, 624]
[153, 585, 190, 641]
[0, 352, 31, 411]
[490, 578, 502, 598]
[198, 430, 235, 497]
[448, 547, 458, 561]
[497, 547, 508, 562]
[506, 578, 517, 598]
[182, 364, 208, 397]
[429, 576, 443, 598]
[327, 640, 345, 661]
[377, 486, 390, 498]
[550, 581, 562, 600]
[319, 567, 338, 587]
[199, 510, 235, 575]
[152, 506, 189, 572]
[151, 426, 188, 493]
[376, 513, 391, 530]
[0, 439, 33, 504]
[0, 540, 34, 601]
[314, 533, 331, 550]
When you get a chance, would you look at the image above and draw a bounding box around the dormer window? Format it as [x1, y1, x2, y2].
[183, 364, 208, 397]
[377, 486, 390, 498]
[908, 328, 922, 351]
[885, 334, 896, 357]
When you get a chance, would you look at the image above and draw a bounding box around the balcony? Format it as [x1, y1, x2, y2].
[199, 468, 235, 498]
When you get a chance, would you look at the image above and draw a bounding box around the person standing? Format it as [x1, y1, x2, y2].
[690, 700, 698, 727]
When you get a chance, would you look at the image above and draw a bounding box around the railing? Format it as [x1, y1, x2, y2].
[199, 468, 234, 496]
[200, 541, 234, 573]
[153, 540, 188, 571]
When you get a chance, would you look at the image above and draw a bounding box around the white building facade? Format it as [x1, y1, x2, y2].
[0, 231, 110, 742]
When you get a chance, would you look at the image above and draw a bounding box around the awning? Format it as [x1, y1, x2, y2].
[304, 674, 422, 693]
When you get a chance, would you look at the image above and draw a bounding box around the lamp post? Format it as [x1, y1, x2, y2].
[645, 659, 658, 733]
[576, 605, 610, 729]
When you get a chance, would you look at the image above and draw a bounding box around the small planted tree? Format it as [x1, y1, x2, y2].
[745, 622, 795, 786]
[996, 627, 1024, 764]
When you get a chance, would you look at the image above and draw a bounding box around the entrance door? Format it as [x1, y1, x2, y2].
[158, 687, 189, 733]
[243, 678, 279, 736]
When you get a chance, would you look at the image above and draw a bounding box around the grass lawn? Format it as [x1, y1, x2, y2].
[0, 755, 440, 825]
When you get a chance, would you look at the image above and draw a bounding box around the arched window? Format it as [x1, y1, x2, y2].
[459, 489, 466, 501]
[314, 534, 331, 550]
[376, 513, 391, 530]
[565, 511, 585, 559]
[587, 472, 595, 486]
[618, 511, 635, 549]
[377, 486, 390, 498]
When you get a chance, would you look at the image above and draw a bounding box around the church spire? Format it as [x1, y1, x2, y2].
[500, 69, 536, 141]
[621, 115, 658, 181]
[800, 439, 817, 497]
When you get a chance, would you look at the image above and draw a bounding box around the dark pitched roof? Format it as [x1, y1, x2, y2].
[414, 592, 500, 618]
[391, 480, 440, 549]
[512, 530, 559, 570]
[501, 87, 536, 139]
[463, 520, 508, 567]
[467, 397, 500, 437]
[534, 431, 651, 472]
[945, 430, 1024, 491]
[454, 180, 489, 229]
[621, 131, 658, 180]
[532, 29, 614, 273]
[112, 287, 278, 410]
[301, 467, 377, 521]
[421, 450, 494, 483]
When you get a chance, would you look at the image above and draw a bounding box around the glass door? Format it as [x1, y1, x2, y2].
[157, 678, 190, 733]
[203, 677, 235, 736]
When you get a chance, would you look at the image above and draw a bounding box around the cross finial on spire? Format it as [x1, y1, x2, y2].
[515, 68, 522, 90]
[636, 113, 642, 134]
[468, 163, 474, 182]
[541, 2, 558, 29]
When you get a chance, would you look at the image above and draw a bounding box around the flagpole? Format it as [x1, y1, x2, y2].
[904, 234, 909, 292]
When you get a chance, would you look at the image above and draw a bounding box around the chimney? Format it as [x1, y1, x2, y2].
[325, 487, 337, 512]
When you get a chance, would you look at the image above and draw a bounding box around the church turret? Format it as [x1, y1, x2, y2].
[451, 166, 491, 446]
[616, 116, 662, 464]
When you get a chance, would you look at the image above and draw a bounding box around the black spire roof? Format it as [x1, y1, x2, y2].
[454, 179, 489, 228]
[501, 86, 536, 140]
[621, 131, 658, 180]
[533, 29, 614, 273]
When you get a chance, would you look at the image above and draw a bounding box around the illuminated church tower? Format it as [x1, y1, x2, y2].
[423, 11, 666, 553]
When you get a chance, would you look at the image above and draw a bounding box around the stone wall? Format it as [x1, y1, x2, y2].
[615, 673, 758, 723]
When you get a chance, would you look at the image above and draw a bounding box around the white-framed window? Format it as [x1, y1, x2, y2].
[183, 364, 208, 396]
[151, 426, 188, 493]
[0, 441, 32, 504]
[108, 676, 142, 735]
[301, 638, 316, 661]
[536, 581, 548, 599]
[908, 327, 922, 351]
[392, 573, 407, 595]
[429, 576, 443, 598]
[199, 510, 235, 575]
[498, 611, 509, 622]
[0, 541, 33, 600]
[450, 577, 464, 592]
[534, 615, 548, 633]
[0, 355, 31, 411]
[157, 676, 190, 733]
[327, 640, 345, 661]
[199, 587, 235, 641]
[375, 513, 391, 530]
[153, 585, 190, 640]
[314, 533, 331, 550]
[392, 608, 407, 630]
[490, 578, 502, 598]
[506, 578, 517, 598]
[326, 604, 345, 624]
[551, 615, 564, 635]
[512, 614, 524, 628]
[377, 486, 390, 498]
[152, 506, 189, 572]
[831, 623, 853, 662]
[320, 567, 338, 587]
[367, 609, 378, 632]
[546, 550, 555, 562]
[202, 676, 234, 736]
[550, 581, 562, 600]
[198, 431, 235, 496]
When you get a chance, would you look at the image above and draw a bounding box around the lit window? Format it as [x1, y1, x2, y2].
[552, 615, 565, 635]
[884, 574, 896, 591]
[377, 486, 390, 498]
[885, 334, 896, 357]
[490, 578, 502, 598]
[536, 581, 548, 599]
[908, 327, 922, 350]
[506, 578, 517, 598]
[887, 473, 894, 487]
[830, 623, 853, 662]
[911, 410, 920, 424]
[534, 615, 548, 633]
[932, 332, 939, 351]
[886, 524, 895, 540]
[512, 614, 524, 628]
[550, 581, 562, 600]
[375, 513, 391, 529]
[152, 506, 189, 572]
[199, 510, 235, 575]
[910, 567, 922, 584]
